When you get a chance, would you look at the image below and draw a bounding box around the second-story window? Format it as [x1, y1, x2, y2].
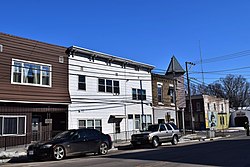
[207, 103, 210, 110]
[221, 104, 224, 112]
[78, 75, 86, 90]
[132, 88, 146, 100]
[214, 103, 216, 111]
[157, 84, 163, 102]
[98, 78, 120, 94]
[168, 87, 174, 103]
[12, 59, 51, 87]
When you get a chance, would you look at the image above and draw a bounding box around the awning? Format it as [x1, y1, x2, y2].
[108, 115, 126, 123]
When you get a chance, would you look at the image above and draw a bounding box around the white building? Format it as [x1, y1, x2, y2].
[67, 46, 154, 139]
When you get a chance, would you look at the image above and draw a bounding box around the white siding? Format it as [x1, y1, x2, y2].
[68, 53, 153, 134]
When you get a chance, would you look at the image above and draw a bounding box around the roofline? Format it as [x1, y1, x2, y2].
[67, 45, 155, 70]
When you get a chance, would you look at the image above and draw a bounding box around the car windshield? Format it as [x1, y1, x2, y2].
[146, 125, 159, 132]
[52, 130, 75, 140]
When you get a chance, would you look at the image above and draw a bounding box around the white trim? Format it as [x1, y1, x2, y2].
[0, 100, 70, 105]
[11, 58, 52, 88]
[0, 115, 26, 136]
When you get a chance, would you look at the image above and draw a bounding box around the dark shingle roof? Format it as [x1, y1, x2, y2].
[165, 56, 185, 75]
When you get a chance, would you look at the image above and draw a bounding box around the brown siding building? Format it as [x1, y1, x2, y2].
[0, 33, 70, 147]
[152, 56, 186, 127]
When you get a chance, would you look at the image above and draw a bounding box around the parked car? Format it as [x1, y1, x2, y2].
[27, 128, 112, 160]
[131, 123, 181, 148]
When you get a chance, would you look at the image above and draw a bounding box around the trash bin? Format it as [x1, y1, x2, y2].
[207, 130, 215, 138]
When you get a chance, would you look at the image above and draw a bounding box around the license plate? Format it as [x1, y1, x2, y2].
[28, 150, 34, 155]
[136, 141, 141, 144]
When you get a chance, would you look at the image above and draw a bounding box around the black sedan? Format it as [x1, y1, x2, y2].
[27, 128, 112, 160]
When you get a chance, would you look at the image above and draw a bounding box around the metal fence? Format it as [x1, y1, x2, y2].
[109, 130, 140, 143]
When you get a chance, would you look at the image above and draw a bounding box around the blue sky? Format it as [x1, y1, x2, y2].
[1, 0, 250, 84]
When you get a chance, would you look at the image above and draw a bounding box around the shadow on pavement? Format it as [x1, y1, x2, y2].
[107, 138, 250, 167]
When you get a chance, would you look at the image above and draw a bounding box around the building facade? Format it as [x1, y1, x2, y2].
[67, 46, 154, 140]
[0, 33, 70, 147]
[151, 56, 186, 127]
[185, 95, 230, 130]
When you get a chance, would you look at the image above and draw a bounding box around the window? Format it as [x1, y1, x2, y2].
[106, 80, 112, 93]
[132, 88, 146, 100]
[98, 78, 120, 94]
[196, 102, 201, 111]
[168, 87, 174, 103]
[207, 103, 210, 110]
[0, 116, 26, 136]
[12, 59, 51, 87]
[157, 84, 163, 102]
[78, 75, 86, 90]
[98, 79, 105, 92]
[214, 103, 216, 111]
[221, 104, 224, 112]
[78, 119, 102, 132]
[128, 114, 133, 119]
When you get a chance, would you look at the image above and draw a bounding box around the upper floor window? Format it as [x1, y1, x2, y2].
[132, 88, 146, 100]
[78, 75, 86, 90]
[168, 87, 174, 103]
[207, 103, 210, 110]
[98, 78, 120, 94]
[12, 59, 51, 87]
[214, 103, 216, 111]
[157, 84, 163, 102]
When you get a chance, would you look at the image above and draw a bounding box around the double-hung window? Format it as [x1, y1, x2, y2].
[168, 87, 174, 103]
[78, 119, 102, 132]
[0, 116, 26, 136]
[98, 78, 120, 94]
[78, 75, 86, 90]
[157, 84, 163, 102]
[132, 88, 146, 100]
[12, 59, 51, 87]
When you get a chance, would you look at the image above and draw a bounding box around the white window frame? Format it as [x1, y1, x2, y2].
[132, 88, 146, 100]
[157, 83, 163, 103]
[11, 58, 52, 87]
[78, 119, 102, 132]
[0, 115, 26, 136]
[98, 78, 120, 94]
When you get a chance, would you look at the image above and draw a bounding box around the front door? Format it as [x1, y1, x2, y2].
[32, 117, 41, 141]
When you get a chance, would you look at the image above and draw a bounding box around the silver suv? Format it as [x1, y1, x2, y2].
[131, 123, 181, 148]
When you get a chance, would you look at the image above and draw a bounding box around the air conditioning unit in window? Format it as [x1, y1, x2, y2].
[0, 44, 3, 52]
[59, 56, 64, 63]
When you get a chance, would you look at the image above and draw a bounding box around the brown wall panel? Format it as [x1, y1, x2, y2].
[0, 32, 70, 103]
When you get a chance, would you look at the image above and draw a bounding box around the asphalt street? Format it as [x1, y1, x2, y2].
[2, 134, 250, 167]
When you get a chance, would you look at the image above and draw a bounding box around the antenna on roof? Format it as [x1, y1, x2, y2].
[199, 40, 205, 92]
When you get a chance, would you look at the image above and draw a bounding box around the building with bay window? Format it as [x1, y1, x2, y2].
[0, 33, 70, 147]
[67, 46, 154, 140]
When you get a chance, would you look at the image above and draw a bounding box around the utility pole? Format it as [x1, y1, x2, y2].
[172, 57, 179, 128]
[185, 61, 195, 133]
[140, 80, 145, 131]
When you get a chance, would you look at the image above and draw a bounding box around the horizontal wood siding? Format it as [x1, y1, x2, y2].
[0, 33, 70, 103]
[0, 103, 67, 148]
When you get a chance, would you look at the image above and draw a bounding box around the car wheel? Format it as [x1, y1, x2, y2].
[152, 137, 159, 148]
[99, 142, 108, 155]
[171, 135, 178, 145]
[53, 145, 65, 160]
